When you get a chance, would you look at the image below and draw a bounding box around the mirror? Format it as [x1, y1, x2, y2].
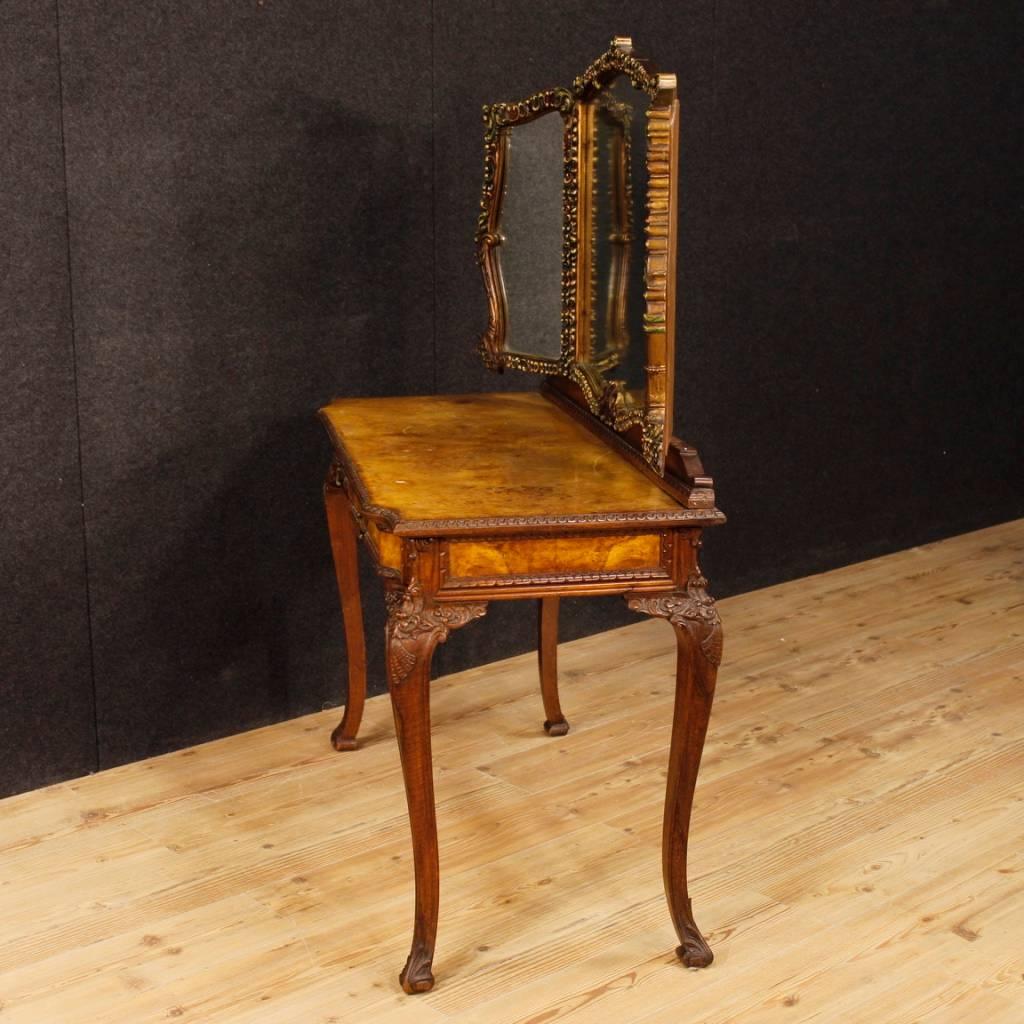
[499, 112, 565, 360]
[477, 40, 680, 475]
[586, 76, 653, 402]
[476, 88, 575, 374]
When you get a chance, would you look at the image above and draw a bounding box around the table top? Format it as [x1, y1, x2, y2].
[320, 391, 723, 535]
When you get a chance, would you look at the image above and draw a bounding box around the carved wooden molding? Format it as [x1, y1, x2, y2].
[627, 573, 723, 666]
[442, 567, 671, 590]
[393, 507, 724, 537]
[319, 438, 401, 531]
[386, 583, 487, 685]
[324, 455, 722, 541]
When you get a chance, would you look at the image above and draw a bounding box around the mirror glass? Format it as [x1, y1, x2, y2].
[498, 111, 565, 360]
[585, 75, 652, 404]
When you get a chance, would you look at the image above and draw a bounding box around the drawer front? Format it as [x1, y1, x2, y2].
[441, 532, 670, 590]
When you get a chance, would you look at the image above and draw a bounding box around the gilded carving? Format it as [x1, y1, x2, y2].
[572, 44, 659, 99]
[642, 417, 666, 469]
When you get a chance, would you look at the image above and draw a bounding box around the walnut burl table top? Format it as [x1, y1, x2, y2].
[319, 392, 721, 536]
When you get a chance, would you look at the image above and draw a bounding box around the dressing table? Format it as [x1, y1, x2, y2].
[319, 38, 725, 993]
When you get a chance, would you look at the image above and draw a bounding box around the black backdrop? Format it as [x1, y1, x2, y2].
[2, 2, 1020, 798]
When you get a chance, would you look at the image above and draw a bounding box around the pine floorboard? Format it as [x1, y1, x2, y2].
[0, 520, 1021, 1022]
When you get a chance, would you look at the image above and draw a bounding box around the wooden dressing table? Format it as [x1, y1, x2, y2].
[319, 38, 725, 993]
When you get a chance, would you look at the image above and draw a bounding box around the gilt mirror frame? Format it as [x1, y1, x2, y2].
[476, 38, 680, 475]
[476, 86, 578, 377]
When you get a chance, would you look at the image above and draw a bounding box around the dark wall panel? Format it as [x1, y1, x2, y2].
[695, 1, 1023, 593]
[58, 1, 433, 767]
[0, 2, 95, 796]
[3, 2, 1019, 794]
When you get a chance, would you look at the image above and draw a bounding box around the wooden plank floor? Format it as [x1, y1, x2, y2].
[1, 521, 1022, 1023]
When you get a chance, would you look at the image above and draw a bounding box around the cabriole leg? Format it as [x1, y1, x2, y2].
[387, 584, 486, 993]
[627, 573, 722, 968]
[538, 597, 569, 735]
[324, 466, 367, 752]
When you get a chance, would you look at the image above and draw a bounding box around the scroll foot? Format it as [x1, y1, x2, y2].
[399, 943, 435, 994]
[676, 899, 714, 967]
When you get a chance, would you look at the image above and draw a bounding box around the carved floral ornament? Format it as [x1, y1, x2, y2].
[385, 583, 487, 684]
[627, 573, 723, 667]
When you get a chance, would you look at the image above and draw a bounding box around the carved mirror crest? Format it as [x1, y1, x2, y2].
[476, 38, 681, 475]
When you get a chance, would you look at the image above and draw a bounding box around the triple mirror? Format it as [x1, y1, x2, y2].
[477, 38, 679, 475]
